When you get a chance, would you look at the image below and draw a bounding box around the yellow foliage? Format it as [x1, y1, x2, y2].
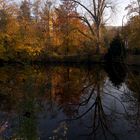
[124, 16, 140, 49]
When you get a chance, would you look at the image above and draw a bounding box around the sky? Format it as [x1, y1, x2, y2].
[109, 0, 131, 26]
[14, 0, 136, 26]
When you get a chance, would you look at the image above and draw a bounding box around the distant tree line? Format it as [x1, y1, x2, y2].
[0, 0, 139, 63]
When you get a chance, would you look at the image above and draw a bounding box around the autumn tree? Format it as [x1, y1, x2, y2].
[40, 0, 54, 51]
[0, 0, 19, 60]
[18, 0, 31, 21]
[16, 0, 44, 60]
[17, 0, 31, 41]
[123, 0, 140, 54]
[0, 0, 18, 35]
[54, 0, 79, 55]
[68, 0, 115, 54]
[123, 16, 140, 54]
[32, 0, 41, 23]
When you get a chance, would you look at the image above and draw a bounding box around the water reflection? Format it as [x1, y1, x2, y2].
[104, 63, 127, 88]
[0, 64, 140, 140]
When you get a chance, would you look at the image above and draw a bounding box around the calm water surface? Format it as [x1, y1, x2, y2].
[0, 64, 140, 140]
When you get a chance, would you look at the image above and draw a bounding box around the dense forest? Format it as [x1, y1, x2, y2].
[0, 0, 140, 63]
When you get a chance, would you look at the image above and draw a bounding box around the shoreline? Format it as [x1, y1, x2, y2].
[0, 54, 140, 66]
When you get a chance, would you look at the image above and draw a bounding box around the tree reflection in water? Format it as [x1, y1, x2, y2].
[124, 67, 140, 135]
[61, 66, 119, 140]
[0, 64, 140, 140]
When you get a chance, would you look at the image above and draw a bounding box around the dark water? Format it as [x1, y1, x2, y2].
[0, 64, 140, 140]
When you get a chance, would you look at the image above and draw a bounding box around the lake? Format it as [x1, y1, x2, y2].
[0, 64, 140, 140]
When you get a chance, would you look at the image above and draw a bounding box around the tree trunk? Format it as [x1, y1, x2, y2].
[96, 24, 101, 54]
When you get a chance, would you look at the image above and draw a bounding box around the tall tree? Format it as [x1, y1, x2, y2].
[123, 15, 140, 53]
[0, 0, 19, 59]
[0, 9, 9, 33]
[0, 0, 18, 33]
[55, 0, 77, 55]
[32, 0, 41, 22]
[123, 0, 140, 53]
[69, 0, 115, 54]
[18, 0, 31, 21]
[41, 0, 53, 50]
